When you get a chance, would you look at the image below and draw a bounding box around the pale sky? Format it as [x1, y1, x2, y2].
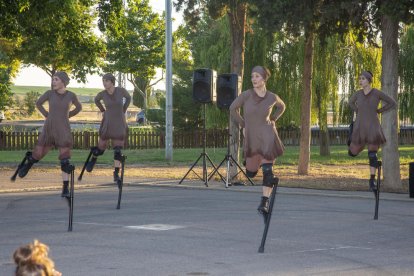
[13, 1, 182, 90]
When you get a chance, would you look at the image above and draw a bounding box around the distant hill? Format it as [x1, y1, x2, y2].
[11, 85, 101, 96]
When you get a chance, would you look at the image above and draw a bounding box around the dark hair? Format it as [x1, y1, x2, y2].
[361, 71, 373, 83]
[102, 73, 116, 84]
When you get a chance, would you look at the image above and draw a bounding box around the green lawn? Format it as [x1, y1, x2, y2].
[11, 85, 102, 96]
[1, 145, 413, 166]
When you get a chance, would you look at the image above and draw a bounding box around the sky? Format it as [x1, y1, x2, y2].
[13, 1, 182, 90]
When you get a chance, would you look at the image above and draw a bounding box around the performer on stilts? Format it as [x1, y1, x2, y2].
[84, 73, 131, 182]
[230, 66, 285, 216]
[16, 71, 82, 197]
[348, 70, 396, 191]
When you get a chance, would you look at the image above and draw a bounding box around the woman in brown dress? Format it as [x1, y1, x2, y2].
[17, 71, 82, 197]
[230, 66, 285, 215]
[85, 73, 131, 182]
[348, 71, 396, 191]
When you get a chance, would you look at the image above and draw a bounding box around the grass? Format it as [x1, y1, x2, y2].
[1, 145, 413, 167]
[1, 145, 411, 192]
[11, 85, 102, 96]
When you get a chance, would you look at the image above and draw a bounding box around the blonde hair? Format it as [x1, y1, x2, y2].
[13, 240, 56, 276]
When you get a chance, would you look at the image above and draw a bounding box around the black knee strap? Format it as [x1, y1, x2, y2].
[262, 163, 274, 188]
[91, 146, 105, 157]
[246, 170, 258, 178]
[348, 149, 357, 157]
[114, 146, 123, 161]
[60, 158, 72, 173]
[26, 152, 39, 164]
[368, 151, 379, 168]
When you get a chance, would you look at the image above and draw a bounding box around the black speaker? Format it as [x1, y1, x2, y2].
[192, 69, 217, 103]
[216, 73, 242, 109]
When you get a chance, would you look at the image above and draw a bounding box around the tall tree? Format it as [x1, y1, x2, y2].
[355, 0, 414, 190]
[399, 25, 414, 125]
[249, 0, 323, 174]
[175, 0, 249, 179]
[12, 0, 104, 82]
[105, 0, 165, 110]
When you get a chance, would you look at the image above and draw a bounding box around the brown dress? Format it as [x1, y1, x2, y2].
[230, 89, 285, 168]
[95, 87, 131, 140]
[36, 90, 82, 148]
[349, 88, 396, 145]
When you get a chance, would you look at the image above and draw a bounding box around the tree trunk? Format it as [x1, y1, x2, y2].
[298, 28, 314, 175]
[228, 3, 247, 180]
[380, 14, 401, 190]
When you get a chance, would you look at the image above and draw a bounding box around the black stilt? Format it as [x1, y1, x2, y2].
[258, 178, 279, 253]
[374, 161, 382, 220]
[78, 150, 93, 181]
[67, 164, 75, 232]
[11, 151, 31, 181]
[116, 155, 126, 210]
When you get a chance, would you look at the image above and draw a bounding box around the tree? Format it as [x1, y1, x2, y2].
[350, 0, 414, 190]
[399, 25, 414, 126]
[12, 0, 104, 83]
[105, 0, 165, 110]
[176, 0, 249, 178]
[249, 0, 323, 174]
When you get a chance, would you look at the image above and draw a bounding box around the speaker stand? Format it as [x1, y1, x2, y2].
[179, 104, 224, 187]
[208, 121, 254, 188]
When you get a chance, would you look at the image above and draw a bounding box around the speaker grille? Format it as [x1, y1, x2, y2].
[192, 69, 216, 103]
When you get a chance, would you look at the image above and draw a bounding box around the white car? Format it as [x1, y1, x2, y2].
[0, 111, 4, 122]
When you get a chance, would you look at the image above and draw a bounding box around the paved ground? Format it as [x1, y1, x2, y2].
[1, 174, 414, 275]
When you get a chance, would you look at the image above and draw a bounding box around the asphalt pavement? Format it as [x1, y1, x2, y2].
[1, 178, 414, 276]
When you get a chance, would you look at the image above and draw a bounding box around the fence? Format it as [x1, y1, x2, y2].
[1, 128, 414, 150]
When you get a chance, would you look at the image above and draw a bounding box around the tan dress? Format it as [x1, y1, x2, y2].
[36, 90, 82, 148]
[95, 87, 131, 140]
[230, 89, 285, 169]
[349, 88, 396, 145]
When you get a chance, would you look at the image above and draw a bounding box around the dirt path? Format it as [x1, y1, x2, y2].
[1, 164, 408, 193]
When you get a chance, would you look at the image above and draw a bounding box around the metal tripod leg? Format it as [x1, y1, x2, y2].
[117, 155, 126, 210]
[208, 154, 255, 187]
[374, 161, 382, 220]
[258, 178, 279, 253]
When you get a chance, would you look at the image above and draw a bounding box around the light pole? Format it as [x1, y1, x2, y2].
[165, 0, 173, 161]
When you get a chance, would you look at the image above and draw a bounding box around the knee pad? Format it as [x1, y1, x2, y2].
[91, 146, 105, 157]
[348, 149, 357, 157]
[114, 146, 123, 161]
[262, 163, 273, 175]
[262, 163, 274, 188]
[26, 151, 39, 164]
[368, 151, 379, 168]
[60, 158, 72, 174]
[246, 170, 258, 178]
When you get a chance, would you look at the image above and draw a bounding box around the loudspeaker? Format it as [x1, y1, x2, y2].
[216, 73, 242, 109]
[193, 69, 217, 103]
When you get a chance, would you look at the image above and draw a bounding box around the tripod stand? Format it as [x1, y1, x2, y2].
[179, 103, 223, 187]
[208, 117, 254, 188]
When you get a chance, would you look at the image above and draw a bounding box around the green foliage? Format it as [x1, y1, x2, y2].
[11, 0, 104, 82]
[96, 0, 125, 34]
[105, 0, 165, 109]
[0, 38, 19, 111]
[399, 24, 414, 125]
[23, 91, 40, 115]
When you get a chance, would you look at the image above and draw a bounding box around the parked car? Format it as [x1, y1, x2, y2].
[0, 111, 5, 122]
[136, 110, 146, 124]
[136, 109, 163, 126]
